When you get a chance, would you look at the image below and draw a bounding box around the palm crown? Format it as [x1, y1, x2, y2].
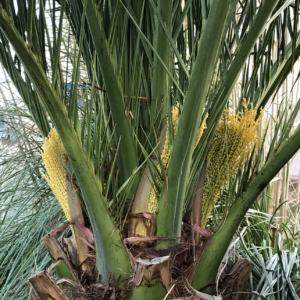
[1, 0, 300, 299]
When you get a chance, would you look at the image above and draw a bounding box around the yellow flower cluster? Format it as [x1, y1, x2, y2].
[147, 104, 208, 214]
[41, 128, 70, 221]
[201, 99, 264, 227]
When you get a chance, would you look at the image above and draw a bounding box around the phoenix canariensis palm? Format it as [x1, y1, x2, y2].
[1, 0, 300, 299]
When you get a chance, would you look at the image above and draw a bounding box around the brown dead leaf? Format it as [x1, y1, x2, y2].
[29, 271, 69, 300]
[72, 221, 94, 244]
[192, 224, 212, 239]
[49, 222, 70, 239]
[142, 212, 155, 225]
[42, 235, 79, 283]
[78, 236, 95, 250]
[133, 256, 172, 292]
[47, 260, 62, 274]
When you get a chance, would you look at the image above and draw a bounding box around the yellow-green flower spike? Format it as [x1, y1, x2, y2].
[201, 99, 264, 227]
[41, 128, 70, 221]
[147, 104, 208, 215]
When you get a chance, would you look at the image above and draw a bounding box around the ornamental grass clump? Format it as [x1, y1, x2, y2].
[147, 104, 207, 214]
[201, 99, 264, 228]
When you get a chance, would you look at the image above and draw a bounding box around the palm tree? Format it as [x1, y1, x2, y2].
[1, 0, 300, 298]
